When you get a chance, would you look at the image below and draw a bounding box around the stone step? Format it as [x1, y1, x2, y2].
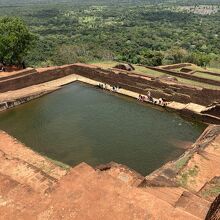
[0, 172, 44, 219]
[175, 191, 211, 219]
[0, 162, 206, 220]
[40, 163, 201, 220]
[143, 186, 185, 206]
[0, 172, 40, 202]
[0, 150, 57, 194]
[0, 131, 68, 180]
[96, 162, 145, 187]
[0, 172, 20, 196]
[198, 176, 220, 202]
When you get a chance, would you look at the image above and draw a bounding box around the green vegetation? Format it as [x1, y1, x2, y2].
[194, 72, 220, 81]
[91, 61, 164, 77]
[175, 155, 191, 171]
[201, 179, 220, 198]
[92, 61, 220, 89]
[175, 77, 220, 90]
[132, 65, 165, 77]
[0, 0, 220, 68]
[47, 157, 70, 170]
[0, 17, 34, 66]
[207, 67, 220, 73]
[178, 165, 199, 187]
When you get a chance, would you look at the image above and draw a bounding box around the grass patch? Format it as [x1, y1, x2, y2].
[175, 155, 190, 171]
[178, 165, 199, 187]
[202, 186, 220, 197]
[201, 178, 220, 198]
[90, 60, 118, 69]
[90, 61, 220, 90]
[186, 64, 205, 71]
[176, 77, 220, 90]
[133, 65, 164, 77]
[91, 61, 168, 77]
[202, 186, 220, 198]
[208, 67, 220, 74]
[193, 72, 220, 82]
[46, 157, 70, 170]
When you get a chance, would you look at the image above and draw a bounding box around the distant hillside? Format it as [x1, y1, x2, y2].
[0, 0, 220, 67]
[0, 0, 172, 6]
[1, 0, 219, 7]
[176, 0, 220, 5]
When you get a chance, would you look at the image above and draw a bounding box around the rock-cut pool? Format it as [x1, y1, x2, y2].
[0, 83, 205, 175]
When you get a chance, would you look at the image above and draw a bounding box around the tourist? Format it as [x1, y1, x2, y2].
[112, 86, 119, 92]
[0, 64, 5, 72]
[0, 66, 5, 72]
[147, 91, 154, 103]
[152, 98, 157, 104]
[22, 61, 26, 69]
[149, 96, 153, 103]
[98, 83, 104, 89]
[158, 98, 164, 106]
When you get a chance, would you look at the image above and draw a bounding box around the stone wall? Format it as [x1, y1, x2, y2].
[158, 63, 192, 70]
[147, 66, 220, 86]
[0, 68, 36, 82]
[0, 63, 220, 106]
[202, 105, 220, 118]
[71, 64, 220, 106]
[0, 65, 76, 93]
[197, 70, 220, 77]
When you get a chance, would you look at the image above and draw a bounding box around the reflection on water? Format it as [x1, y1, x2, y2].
[0, 83, 205, 175]
[167, 138, 194, 150]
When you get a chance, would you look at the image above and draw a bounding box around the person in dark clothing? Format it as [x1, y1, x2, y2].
[22, 61, 26, 69]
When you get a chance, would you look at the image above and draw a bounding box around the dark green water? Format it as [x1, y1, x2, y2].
[0, 83, 205, 175]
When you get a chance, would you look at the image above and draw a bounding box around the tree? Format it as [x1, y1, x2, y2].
[51, 44, 90, 65]
[186, 52, 212, 67]
[164, 47, 188, 64]
[0, 17, 34, 66]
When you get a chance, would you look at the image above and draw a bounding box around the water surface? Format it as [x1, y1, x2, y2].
[0, 83, 205, 175]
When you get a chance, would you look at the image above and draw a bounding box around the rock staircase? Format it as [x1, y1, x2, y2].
[175, 191, 211, 219]
[0, 159, 212, 220]
[143, 186, 185, 206]
[42, 163, 204, 220]
[0, 151, 56, 194]
[96, 163, 211, 220]
[0, 131, 214, 219]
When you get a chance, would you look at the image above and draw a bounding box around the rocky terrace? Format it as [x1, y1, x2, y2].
[0, 128, 219, 219]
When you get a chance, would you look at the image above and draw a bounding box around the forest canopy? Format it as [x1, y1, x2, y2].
[0, 0, 219, 67]
[0, 17, 33, 66]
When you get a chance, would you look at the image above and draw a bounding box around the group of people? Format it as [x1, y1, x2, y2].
[98, 83, 167, 107]
[112, 86, 120, 92]
[138, 91, 167, 107]
[98, 83, 120, 92]
[98, 83, 106, 89]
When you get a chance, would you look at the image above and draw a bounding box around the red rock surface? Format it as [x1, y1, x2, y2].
[0, 131, 214, 220]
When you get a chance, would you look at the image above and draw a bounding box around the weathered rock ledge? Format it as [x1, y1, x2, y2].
[0, 126, 219, 219]
[0, 64, 219, 219]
